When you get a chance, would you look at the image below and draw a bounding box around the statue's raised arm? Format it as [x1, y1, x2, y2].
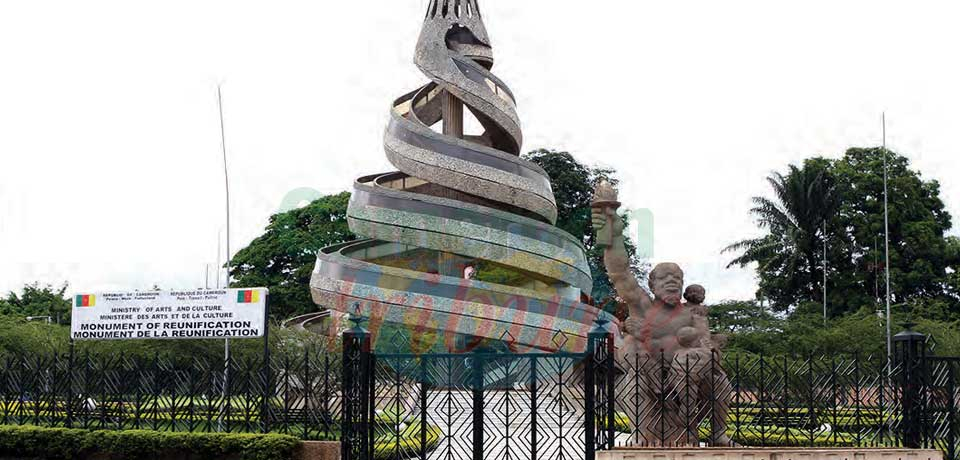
[591, 182, 652, 319]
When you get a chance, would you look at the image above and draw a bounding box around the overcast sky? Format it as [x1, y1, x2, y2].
[2, 0, 959, 304]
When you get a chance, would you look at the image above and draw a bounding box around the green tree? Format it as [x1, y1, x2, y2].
[0, 282, 72, 324]
[724, 158, 839, 312]
[780, 303, 887, 357]
[522, 149, 648, 317]
[726, 149, 958, 317]
[0, 316, 70, 355]
[948, 237, 960, 298]
[707, 300, 784, 355]
[229, 192, 355, 321]
[915, 315, 960, 356]
[522, 149, 603, 240]
[708, 300, 780, 335]
[833, 148, 956, 311]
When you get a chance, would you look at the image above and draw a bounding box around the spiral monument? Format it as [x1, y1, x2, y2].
[310, 0, 606, 351]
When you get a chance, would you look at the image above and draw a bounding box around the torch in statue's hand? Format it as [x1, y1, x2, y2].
[591, 181, 622, 249]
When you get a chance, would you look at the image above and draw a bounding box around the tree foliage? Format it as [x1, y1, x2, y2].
[726, 148, 958, 317]
[708, 300, 781, 335]
[0, 282, 72, 323]
[229, 192, 355, 321]
[724, 158, 837, 311]
[523, 149, 648, 317]
[716, 299, 960, 358]
[834, 148, 955, 308]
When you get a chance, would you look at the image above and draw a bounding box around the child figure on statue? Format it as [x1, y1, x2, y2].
[677, 284, 710, 350]
[679, 284, 727, 351]
[672, 284, 715, 444]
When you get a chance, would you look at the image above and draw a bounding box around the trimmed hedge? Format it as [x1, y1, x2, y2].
[0, 425, 301, 460]
[598, 412, 631, 434]
[719, 426, 861, 448]
[372, 412, 442, 460]
[602, 411, 867, 448]
[373, 424, 441, 460]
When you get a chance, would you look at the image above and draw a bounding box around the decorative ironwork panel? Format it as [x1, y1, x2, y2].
[371, 331, 592, 460]
[610, 352, 901, 449]
[925, 358, 959, 460]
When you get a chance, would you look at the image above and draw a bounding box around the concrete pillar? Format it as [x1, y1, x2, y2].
[442, 90, 464, 139]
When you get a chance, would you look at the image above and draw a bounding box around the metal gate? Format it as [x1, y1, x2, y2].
[340, 320, 615, 460]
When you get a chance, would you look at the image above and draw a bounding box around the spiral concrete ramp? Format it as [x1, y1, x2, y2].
[310, 0, 607, 351]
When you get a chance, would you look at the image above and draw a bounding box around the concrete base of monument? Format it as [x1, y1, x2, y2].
[296, 442, 339, 460]
[597, 448, 943, 460]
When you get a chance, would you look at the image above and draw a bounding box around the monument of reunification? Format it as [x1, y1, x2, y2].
[309, 0, 605, 352]
[307, 2, 947, 460]
[306, 0, 737, 453]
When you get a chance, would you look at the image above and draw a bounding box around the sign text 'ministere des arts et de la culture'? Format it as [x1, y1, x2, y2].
[71, 288, 268, 341]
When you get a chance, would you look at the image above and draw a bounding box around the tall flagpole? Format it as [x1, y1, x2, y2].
[218, 85, 231, 288]
[875, 236, 880, 301]
[216, 230, 222, 289]
[217, 85, 232, 422]
[823, 220, 828, 326]
[883, 113, 892, 365]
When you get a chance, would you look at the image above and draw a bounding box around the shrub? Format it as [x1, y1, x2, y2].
[372, 424, 441, 460]
[0, 425, 301, 460]
[716, 426, 860, 447]
[598, 412, 631, 433]
[601, 411, 870, 448]
[371, 413, 442, 460]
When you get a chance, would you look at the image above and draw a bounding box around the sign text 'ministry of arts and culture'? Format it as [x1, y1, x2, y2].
[71, 289, 267, 341]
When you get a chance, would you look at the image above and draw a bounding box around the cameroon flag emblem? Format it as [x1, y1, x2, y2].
[75, 295, 96, 307]
[237, 290, 260, 304]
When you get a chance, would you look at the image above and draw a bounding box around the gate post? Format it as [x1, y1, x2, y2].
[587, 316, 616, 458]
[894, 324, 928, 449]
[472, 351, 485, 460]
[342, 308, 373, 460]
[585, 332, 596, 460]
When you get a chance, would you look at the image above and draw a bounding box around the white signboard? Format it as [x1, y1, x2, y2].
[71, 288, 268, 341]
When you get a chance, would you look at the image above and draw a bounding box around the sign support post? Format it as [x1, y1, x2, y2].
[65, 339, 76, 428]
[261, 293, 271, 433]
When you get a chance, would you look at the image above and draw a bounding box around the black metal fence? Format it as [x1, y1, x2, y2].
[0, 342, 343, 440]
[925, 357, 959, 460]
[611, 351, 900, 448]
[1, 324, 957, 460]
[340, 323, 959, 460]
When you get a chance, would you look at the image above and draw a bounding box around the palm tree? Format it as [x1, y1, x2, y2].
[724, 159, 837, 311]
